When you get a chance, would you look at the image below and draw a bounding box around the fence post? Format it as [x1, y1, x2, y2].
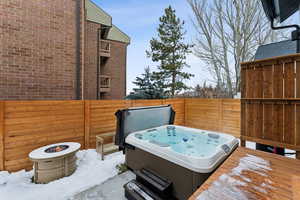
[0, 101, 4, 170]
[219, 99, 223, 132]
[84, 101, 91, 149]
[240, 139, 246, 147]
[183, 98, 186, 126]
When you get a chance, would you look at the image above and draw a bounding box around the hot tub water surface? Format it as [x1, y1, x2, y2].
[126, 125, 238, 173]
[134, 126, 229, 158]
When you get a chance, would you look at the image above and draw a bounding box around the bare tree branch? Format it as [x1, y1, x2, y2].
[187, 0, 283, 97]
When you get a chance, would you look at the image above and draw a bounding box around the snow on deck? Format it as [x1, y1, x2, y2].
[0, 150, 124, 200]
[196, 154, 273, 200]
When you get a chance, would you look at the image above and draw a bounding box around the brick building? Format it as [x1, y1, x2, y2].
[0, 0, 130, 100]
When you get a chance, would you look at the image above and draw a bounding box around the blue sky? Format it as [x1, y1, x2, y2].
[93, 0, 300, 94]
[92, 0, 206, 93]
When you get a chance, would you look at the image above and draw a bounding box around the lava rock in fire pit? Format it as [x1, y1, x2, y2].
[45, 145, 69, 153]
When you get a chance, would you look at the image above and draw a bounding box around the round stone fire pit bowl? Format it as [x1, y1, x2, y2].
[29, 142, 81, 184]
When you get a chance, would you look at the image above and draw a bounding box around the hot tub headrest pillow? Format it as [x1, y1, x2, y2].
[115, 105, 175, 149]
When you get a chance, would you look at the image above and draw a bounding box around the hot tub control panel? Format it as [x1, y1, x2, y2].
[221, 144, 231, 154]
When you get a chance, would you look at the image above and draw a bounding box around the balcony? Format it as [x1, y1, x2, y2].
[99, 75, 111, 92]
[100, 40, 111, 57]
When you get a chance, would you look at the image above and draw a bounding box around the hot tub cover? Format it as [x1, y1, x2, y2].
[115, 105, 175, 149]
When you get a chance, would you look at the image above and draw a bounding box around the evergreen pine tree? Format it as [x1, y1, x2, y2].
[126, 67, 165, 99]
[147, 6, 194, 97]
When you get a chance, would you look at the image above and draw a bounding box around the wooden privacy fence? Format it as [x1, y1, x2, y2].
[241, 54, 300, 158]
[185, 99, 241, 138]
[84, 99, 186, 149]
[0, 98, 240, 172]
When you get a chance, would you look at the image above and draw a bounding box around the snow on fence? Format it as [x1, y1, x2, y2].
[0, 98, 239, 172]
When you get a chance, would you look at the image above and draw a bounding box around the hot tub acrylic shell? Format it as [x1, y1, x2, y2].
[126, 125, 238, 173]
[125, 125, 239, 200]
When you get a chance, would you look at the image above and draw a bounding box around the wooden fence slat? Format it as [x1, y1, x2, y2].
[0, 102, 4, 170]
[219, 100, 223, 132]
[283, 104, 296, 145]
[247, 103, 254, 138]
[254, 67, 264, 98]
[296, 104, 300, 146]
[85, 100, 91, 149]
[273, 63, 284, 98]
[263, 65, 273, 98]
[263, 104, 273, 140]
[240, 101, 246, 146]
[284, 62, 295, 98]
[297, 61, 300, 98]
[254, 103, 263, 139]
[241, 67, 246, 98]
[249, 66, 256, 98]
[272, 104, 284, 143]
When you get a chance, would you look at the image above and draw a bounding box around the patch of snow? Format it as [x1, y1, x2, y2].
[219, 174, 247, 187]
[285, 149, 296, 159]
[252, 185, 267, 194]
[0, 150, 124, 200]
[241, 140, 296, 159]
[230, 154, 271, 179]
[196, 154, 273, 200]
[245, 141, 256, 149]
[261, 182, 275, 190]
[196, 174, 249, 200]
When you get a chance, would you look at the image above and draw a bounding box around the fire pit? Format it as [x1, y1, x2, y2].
[29, 142, 81, 183]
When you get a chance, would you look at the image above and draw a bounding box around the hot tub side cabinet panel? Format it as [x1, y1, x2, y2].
[126, 148, 211, 200]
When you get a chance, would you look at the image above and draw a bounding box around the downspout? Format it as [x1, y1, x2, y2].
[125, 44, 128, 97]
[270, 20, 300, 53]
[97, 28, 101, 99]
[81, 0, 86, 100]
[75, 0, 82, 100]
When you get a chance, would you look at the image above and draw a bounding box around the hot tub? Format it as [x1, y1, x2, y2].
[125, 125, 238, 200]
[115, 105, 238, 199]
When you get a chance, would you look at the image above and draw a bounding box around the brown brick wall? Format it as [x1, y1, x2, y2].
[0, 0, 79, 100]
[101, 40, 127, 99]
[84, 21, 127, 100]
[0, 1, 127, 100]
[84, 21, 100, 100]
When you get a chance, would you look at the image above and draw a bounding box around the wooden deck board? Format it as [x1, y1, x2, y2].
[189, 147, 300, 200]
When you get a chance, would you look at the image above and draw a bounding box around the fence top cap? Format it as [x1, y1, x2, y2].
[241, 53, 300, 66]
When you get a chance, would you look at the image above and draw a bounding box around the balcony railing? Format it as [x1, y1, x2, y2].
[99, 75, 111, 92]
[100, 40, 111, 57]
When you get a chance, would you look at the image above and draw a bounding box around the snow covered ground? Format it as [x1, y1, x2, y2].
[0, 150, 124, 200]
[244, 141, 296, 158]
[0, 141, 295, 200]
